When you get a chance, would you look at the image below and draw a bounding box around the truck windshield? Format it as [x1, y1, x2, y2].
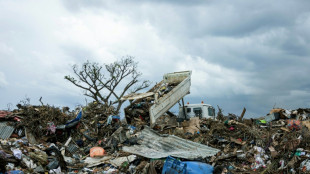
[208, 107, 215, 116]
[193, 107, 202, 117]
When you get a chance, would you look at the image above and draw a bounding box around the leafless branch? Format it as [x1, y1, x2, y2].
[64, 56, 150, 114]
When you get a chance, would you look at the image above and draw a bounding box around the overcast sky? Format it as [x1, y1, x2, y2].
[1, 0, 310, 117]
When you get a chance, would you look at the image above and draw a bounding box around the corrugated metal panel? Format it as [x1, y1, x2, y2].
[123, 126, 220, 159]
[0, 122, 8, 126]
[0, 122, 14, 139]
[67, 144, 79, 154]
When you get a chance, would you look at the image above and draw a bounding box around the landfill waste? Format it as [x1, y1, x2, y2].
[2, 104, 310, 173]
[2, 71, 310, 173]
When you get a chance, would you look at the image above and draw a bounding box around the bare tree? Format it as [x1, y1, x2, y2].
[64, 56, 150, 113]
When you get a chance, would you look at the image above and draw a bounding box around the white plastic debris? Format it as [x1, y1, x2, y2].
[103, 168, 118, 174]
[110, 155, 136, 167]
[106, 115, 113, 125]
[22, 155, 37, 169]
[12, 148, 22, 160]
[279, 159, 285, 170]
[49, 166, 63, 174]
[300, 159, 310, 171]
[251, 146, 267, 170]
[6, 163, 15, 170]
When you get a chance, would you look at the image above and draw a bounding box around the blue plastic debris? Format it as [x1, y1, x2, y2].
[66, 111, 82, 125]
[128, 125, 136, 134]
[128, 125, 136, 130]
[65, 111, 82, 128]
[162, 156, 187, 174]
[7, 170, 24, 174]
[162, 156, 213, 174]
[186, 161, 214, 174]
[107, 115, 121, 125]
[112, 116, 120, 120]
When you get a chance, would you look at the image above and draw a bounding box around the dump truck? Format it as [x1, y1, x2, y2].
[122, 70, 217, 126]
[122, 71, 192, 126]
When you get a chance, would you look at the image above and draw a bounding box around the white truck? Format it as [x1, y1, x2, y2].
[178, 102, 216, 120]
[122, 70, 215, 126]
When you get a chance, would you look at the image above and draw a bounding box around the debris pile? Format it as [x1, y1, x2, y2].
[1, 105, 310, 173]
[15, 105, 71, 139]
[123, 82, 176, 126]
[124, 71, 191, 127]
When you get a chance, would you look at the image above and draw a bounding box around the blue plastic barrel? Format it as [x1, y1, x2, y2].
[185, 161, 213, 174]
[162, 156, 213, 174]
[7, 170, 24, 174]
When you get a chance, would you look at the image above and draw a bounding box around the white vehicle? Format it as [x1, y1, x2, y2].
[178, 102, 216, 120]
[122, 70, 216, 126]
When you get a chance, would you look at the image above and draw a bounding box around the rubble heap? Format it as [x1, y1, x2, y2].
[1, 104, 310, 173]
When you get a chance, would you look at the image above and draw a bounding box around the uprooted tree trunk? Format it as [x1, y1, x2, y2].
[65, 56, 150, 114]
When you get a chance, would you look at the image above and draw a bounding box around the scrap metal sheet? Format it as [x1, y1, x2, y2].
[121, 92, 154, 101]
[0, 122, 14, 139]
[67, 144, 79, 154]
[0, 111, 11, 118]
[123, 126, 220, 159]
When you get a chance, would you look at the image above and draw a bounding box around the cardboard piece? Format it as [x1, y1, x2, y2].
[230, 137, 246, 145]
[182, 117, 200, 134]
[269, 146, 278, 158]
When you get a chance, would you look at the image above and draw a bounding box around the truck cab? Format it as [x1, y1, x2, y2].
[178, 103, 215, 119]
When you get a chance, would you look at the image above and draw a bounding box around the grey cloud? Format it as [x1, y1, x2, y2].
[61, 0, 207, 12]
[280, 36, 310, 56]
[60, 0, 310, 39]
[62, 0, 106, 12]
[62, 44, 95, 61]
[1, 0, 310, 117]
